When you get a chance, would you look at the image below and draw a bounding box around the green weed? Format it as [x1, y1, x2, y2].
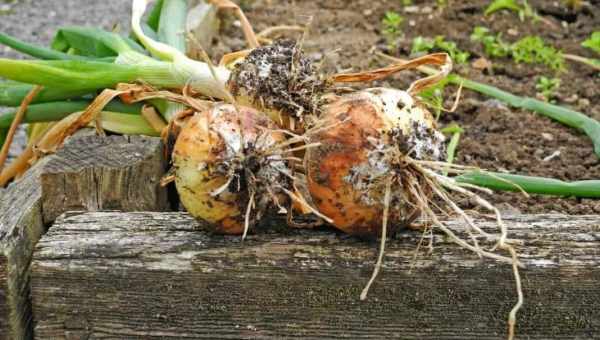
[470, 27, 511, 57]
[535, 76, 561, 102]
[485, 0, 538, 22]
[411, 36, 470, 64]
[471, 27, 565, 71]
[382, 11, 405, 49]
[512, 36, 564, 71]
[582, 32, 600, 54]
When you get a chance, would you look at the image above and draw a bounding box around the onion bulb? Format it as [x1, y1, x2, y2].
[306, 87, 445, 237]
[228, 40, 325, 128]
[173, 103, 290, 234]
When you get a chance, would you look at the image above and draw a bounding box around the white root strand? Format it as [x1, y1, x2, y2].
[505, 245, 523, 340]
[360, 178, 392, 300]
[408, 181, 516, 265]
[242, 191, 255, 241]
[411, 161, 523, 340]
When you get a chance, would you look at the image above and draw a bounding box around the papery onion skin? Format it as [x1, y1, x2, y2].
[173, 103, 286, 234]
[306, 88, 445, 237]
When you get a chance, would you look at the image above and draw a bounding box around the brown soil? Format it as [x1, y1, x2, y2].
[211, 0, 600, 215]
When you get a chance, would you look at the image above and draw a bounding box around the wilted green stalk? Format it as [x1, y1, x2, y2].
[456, 171, 600, 198]
[452, 75, 600, 157]
[99, 111, 159, 136]
[151, 0, 191, 121]
[157, 0, 188, 54]
[0, 1, 231, 106]
[0, 100, 143, 128]
[0, 32, 112, 61]
[0, 81, 91, 106]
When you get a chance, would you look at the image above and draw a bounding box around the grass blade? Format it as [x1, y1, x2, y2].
[455, 171, 600, 198]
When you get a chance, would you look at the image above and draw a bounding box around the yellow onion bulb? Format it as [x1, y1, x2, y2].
[173, 103, 288, 234]
[306, 88, 445, 237]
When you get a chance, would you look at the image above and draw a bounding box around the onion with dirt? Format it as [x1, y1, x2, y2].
[0, 2, 536, 338]
[306, 87, 445, 237]
[173, 103, 292, 236]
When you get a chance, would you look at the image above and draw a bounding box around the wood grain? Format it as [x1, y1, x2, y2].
[40, 134, 168, 224]
[0, 132, 167, 339]
[0, 159, 48, 340]
[31, 212, 600, 339]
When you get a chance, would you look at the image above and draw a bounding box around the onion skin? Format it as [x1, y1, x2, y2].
[306, 88, 445, 237]
[173, 104, 286, 234]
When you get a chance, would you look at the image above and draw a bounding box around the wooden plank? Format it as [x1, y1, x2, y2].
[0, 257, 7, 339]
[40, 134, 168, 224]
[31, 212, 600, 339]
[0, 133, 167, 340]
[0, 160, 49, 340]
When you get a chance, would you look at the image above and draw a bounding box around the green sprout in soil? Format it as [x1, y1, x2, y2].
[535, 76, 561, 102]
[472, 27, 600, 72]
[512, 36, 564, 71]
[417, 77, 449, 120]
[441, 123, 464, 175]
[485, 0, 539, 22]
[582, 32, 600, 54]
[470, 27, 511, 58]
[411, 36, 470, 64]
[382, 11, 404, 49]
[470, 27, 565, 71]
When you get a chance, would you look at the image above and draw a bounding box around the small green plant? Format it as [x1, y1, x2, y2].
[411, 36, 435, 54]
[416, 77, 452, 121]
[418, 87, 444, 120]
[512, 36, 565, 71]
[485, 0, 538, 21]
[402, 0, 413, 5]
[381, 11, 404, 48]
[582, 32, 600, 54]
[411, 36, 470, 64]
[471, 27, 565, 71]
[470, 26, 511, 57]
[535, 76, 561, 102]
[441, 123, 464, 173]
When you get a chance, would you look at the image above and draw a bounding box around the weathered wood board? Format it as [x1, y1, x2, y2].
[0, 133, 167, 340]
[0, 160, 48, 340]
[40, 134, 168, 224]
[31, 212, 600, 339]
